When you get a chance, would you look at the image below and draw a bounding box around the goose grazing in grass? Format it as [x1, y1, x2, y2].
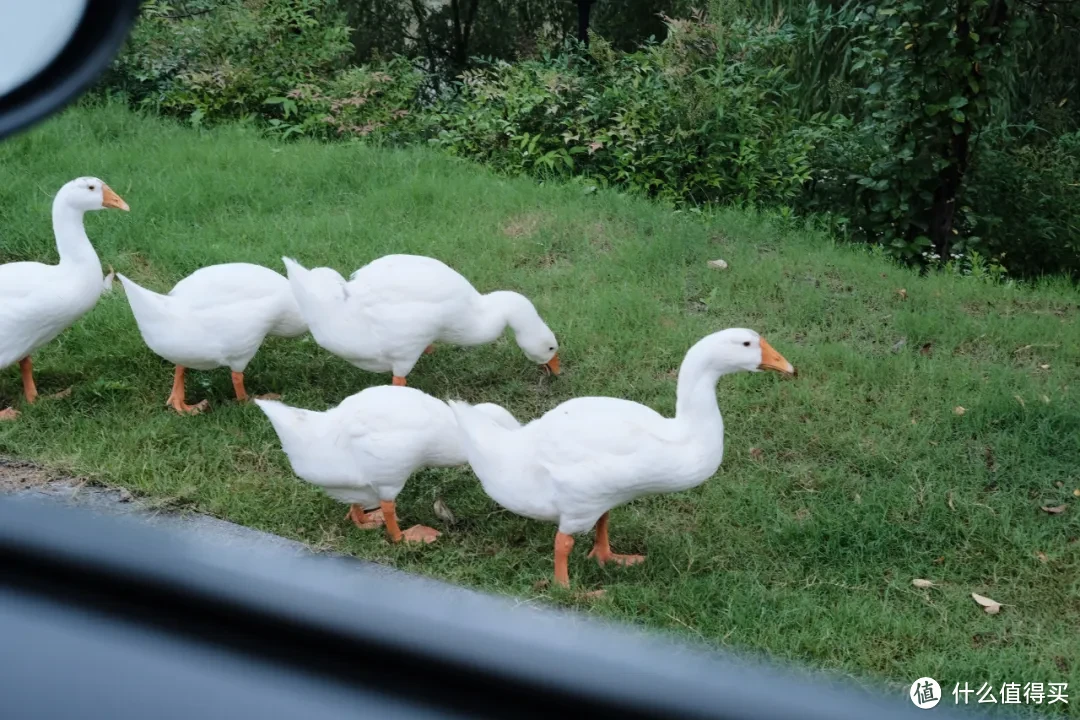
[117, 263, 308, 414]
[256, 386, 521, 544]
[0, 177, 128, 420]
[449, 328, 796, 588]
[282, 254, 559, 386]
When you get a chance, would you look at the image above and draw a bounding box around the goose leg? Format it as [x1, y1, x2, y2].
[231, 371, 248, 402]
[165, 366, 209, 415]
[231, 370, 281, 402]
[392, 376, 407, 386]
[379, 500, 440, 544]
[20, 357, 37, 404]
[554, 532, 575, 588]
[423, 344, 435, 355]
[346, 504, 385, 529]
[587, 512, 645, 567]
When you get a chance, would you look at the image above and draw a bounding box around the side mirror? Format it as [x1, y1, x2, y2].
[0, 0, 141, 142]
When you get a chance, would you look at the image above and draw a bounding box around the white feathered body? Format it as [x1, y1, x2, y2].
[118, 263, 307, 372]
[451, 396, 724, 535]
[0, 258, 104, 369]
[284, 255, 520, 378]
[258, 385, 520, 510]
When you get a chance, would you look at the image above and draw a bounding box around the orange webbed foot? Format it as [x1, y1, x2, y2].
[0, 408, 20, 421]
[587, 548, 646, 567]
[400, 525, 441, 544]
[167, 397, 210, 415]
[346, 505, 386, 529]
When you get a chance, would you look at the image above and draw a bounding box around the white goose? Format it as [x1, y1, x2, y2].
[118, 264, 308, 414]
[256, 385, 520, 544]
[282, 254, 559, 386]
[449, 328, 795, 588]
[0, 177, 128, 420]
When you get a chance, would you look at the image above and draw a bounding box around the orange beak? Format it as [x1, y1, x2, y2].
[544, 353, 561, 376]
[101, 184, 130, 211]
[758, 337, 795, 377]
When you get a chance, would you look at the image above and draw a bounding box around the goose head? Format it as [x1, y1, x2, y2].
[699, 328, 796, 377]
[515, 324, 560, 375]
[57, 177, 129, 213]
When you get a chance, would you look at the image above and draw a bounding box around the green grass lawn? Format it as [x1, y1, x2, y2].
[2, 103, 1079, 706]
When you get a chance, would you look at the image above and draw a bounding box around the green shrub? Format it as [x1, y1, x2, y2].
[429, 13, 820, 207]
[266, 59, 426, 141]
[106, 0, 353, 124]
[966, 128, 1080, 277]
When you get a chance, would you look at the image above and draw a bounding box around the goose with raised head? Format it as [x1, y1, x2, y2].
[256, 386, 521, 544]
[118, 263, 308, 414]
[449, 328, 795, 588]
[0, 177, 128, 420]
[282, 254, 559, 386]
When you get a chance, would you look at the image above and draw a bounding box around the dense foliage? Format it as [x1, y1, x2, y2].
[100, 0, 1080, 277]
[427, 21, 817, 207]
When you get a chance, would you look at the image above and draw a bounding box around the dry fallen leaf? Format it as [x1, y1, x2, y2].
[898, 288, 908, 300]
[953, 406, 966, 416]
[891, 338, 907, 353]
[854, 492, 862, 505]
[1055, 481, 1065, 488]
[1015, 395, 1026, 407]
[947, 491, 956, 511]
[933, 556, 945, 565]
[972, 592, 1001, 615]
[795, 507, 811, 521]
[912, 578, 934, 589]
[1035, 551, 1048, 563]
[1041, 504, 1067, 515]
[433, 498, 456, 526]
[1041, 395, 1051, 404]
[707, 258, 729, 270]
[919, 342, 933, 356]
[532, 578, 549, 591]
[581, 589, 607, 600]
[749, 447, 764, 461]
[1039, 364, 1050, 370]
[47, 387, 73, 400]
[1073, 489, 1080, 497]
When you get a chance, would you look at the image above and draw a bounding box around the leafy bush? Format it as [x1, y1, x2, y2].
[106, 0, 353, 124]
[429, 13, 820, 207]
[265, 59, 426, 141]
[966, 128, 1080, 277]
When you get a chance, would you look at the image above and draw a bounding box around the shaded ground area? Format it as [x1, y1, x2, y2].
[0, 456, 350, 562]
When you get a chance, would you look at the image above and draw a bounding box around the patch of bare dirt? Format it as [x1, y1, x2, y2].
[0, 457, 55, 492]
[586, 221, 612, 253]
[501, 213, 546, 239]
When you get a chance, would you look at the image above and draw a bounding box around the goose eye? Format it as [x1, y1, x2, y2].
[88, 185, 95, 191]
[548, 346, 555, 351]
[743, 341, 751, 347]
